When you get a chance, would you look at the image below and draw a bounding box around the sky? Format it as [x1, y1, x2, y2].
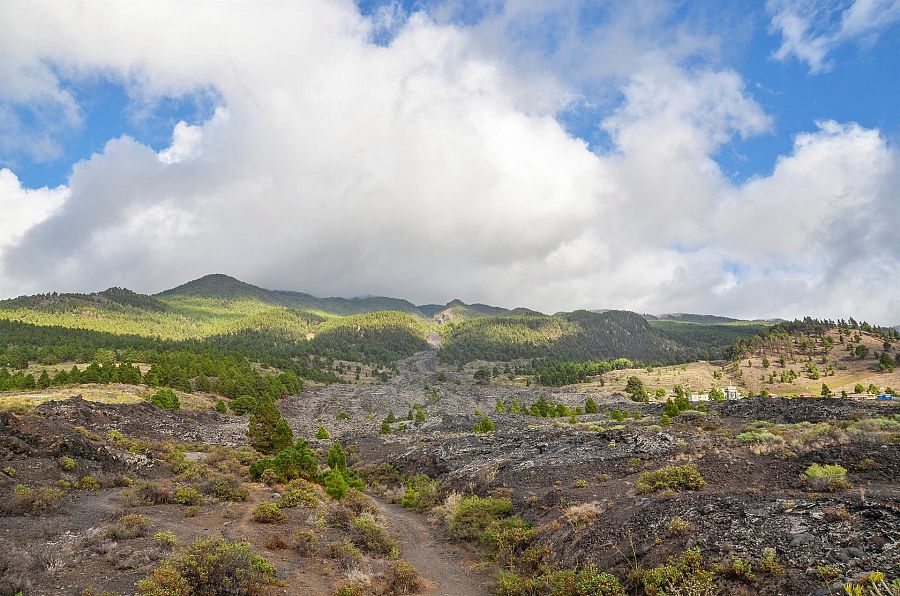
[0, 0, 898, 324]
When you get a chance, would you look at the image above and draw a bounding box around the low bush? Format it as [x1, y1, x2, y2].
[640, 548, 715, 596]
[137, 537, 276, 595]
[803, 464, 850, 492]
[252, 502, 285, 523]
[401, 473, 441, 512]
[154, 530, 177, 548]
[174, 486, 205, 506]
[481, 516, 537, 566]
[666, 517, 692, 536]
[294, 528, 319, 556]
[726, 557, 755, 582]
[58, 455, 77, 471]
[229, 396, 257, 415]
[448, 495, 513, 541]
[496, 565, 625, 596]
[635, 465, 705, 494]
[758, 548, 782, 574]
[386, 559, 420, 594]
[150, 388, 180, 410]
[106, 514, 148, 540]
[279, 481, 319, 509]
[473, 416, 496, 433]
[203, 474, 249, 502]
[351, 513, 397, 555]
[10, 484, 66, 514]
[78, 475, 102, 491]
[327, 540, 363, 570]
[123, 481, 174, 506]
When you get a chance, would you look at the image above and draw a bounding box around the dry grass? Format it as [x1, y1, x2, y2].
[0, 383, 218, 413]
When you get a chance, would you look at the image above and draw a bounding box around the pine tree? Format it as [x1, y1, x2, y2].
[247, 397, 293, 455]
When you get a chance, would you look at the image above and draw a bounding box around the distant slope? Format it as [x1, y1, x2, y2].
[439, 309, 683, 363]
[159, 274, 423, 316]
[273, 291, 423, 317]
[156, 273, 283, 303]
[649, 319, 768, 359]
[420, 299, 541, 324]
[654, 313, 743, 325]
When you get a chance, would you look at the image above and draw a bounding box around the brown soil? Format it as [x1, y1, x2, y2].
[372, 498, 491, 596]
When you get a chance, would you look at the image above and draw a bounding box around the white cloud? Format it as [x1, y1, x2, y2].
[767, 0, 900, 73]
[0, 169, 68, 296]
[0, 1, 897, 324]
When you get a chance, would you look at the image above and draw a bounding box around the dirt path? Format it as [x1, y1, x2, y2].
[373, 499, 492, 596]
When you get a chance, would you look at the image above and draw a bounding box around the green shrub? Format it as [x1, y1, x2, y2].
[137, 537, 276, 595]
[58, 455, 76, 471]
[1, 466, 14, 477]
[726, 557, 755, 582]
[214, 400, 227, 414]
[636, 465, 705, 494]
[315, 426, 331, 440]
[229, 396, 257, 415]
[351, 513, 397, 555]
[816, 564, 841, 583]
[78, 475, 101, 490]
[150, 388, 180, 410]
[481, 516, 536, 566]
[336, 412, 351, 420]
[401, 474, 440, 512]
[448, 496, 513, 540]
[246, 397, 293, 455]
[666, 517, 692, 536]
[641, 548, 715, 596]
[473, 416, 496, 433]
[386, 559, 421, 594]
[106, 514, 148, 540]
[495, 565, 625, 596]
[260, 468, 280, 487]
[249, 439, 319, 483]
[758, 548, 782, 574]
[204, 474, 249, 502]
[324, 469, 349, 501]
[279, 481, 319, 509]
[252, 502, 285, 523]
[174, 486, 205, 506]
[326, 540, 363, 570]
[803, 464, 850, 492]
[154, 530, 177, 548]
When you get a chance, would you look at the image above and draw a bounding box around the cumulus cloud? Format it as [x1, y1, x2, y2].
[0, 170, 68, 296]
[0, 0, 897, 324]
[767, 0, 900, 73]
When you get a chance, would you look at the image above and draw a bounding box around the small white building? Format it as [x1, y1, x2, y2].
[689, 393, 709, 402]
[725, 386, 741, 400]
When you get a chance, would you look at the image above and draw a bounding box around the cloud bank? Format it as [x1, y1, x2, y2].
[0, 1, 897, 323]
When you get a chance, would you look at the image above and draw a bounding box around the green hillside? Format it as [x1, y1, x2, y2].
[438, 310, 683, 364]
[0, 274, 789, 371]
[649, 319, 769, 360]
[158, 273, 423, 316]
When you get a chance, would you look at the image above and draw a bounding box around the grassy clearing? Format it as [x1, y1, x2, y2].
[0, 383, 217, 413]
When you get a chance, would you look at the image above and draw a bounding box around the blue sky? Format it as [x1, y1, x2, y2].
[6, 0, 897, 189]
[1, 1, 898, 322]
